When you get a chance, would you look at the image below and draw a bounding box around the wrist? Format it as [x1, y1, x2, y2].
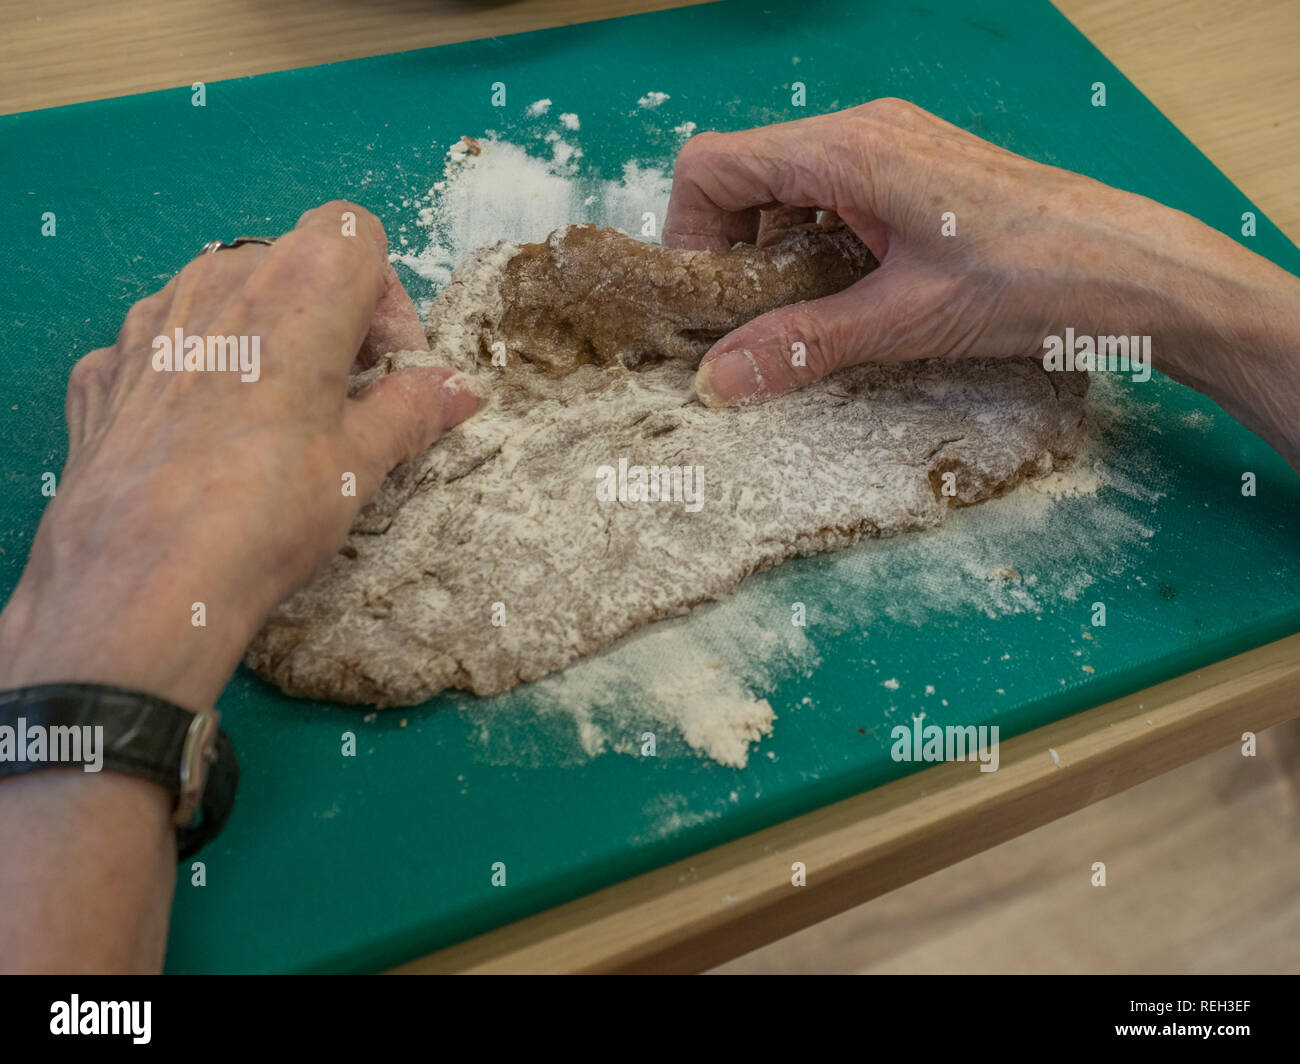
[1066, 193, 1300, 468]
[1143, 238, 1300, 469]
[0, 552, 259, 711]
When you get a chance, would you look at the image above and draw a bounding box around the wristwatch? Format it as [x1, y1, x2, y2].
[0, 683, 239, 859]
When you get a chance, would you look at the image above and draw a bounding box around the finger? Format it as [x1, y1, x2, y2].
[693, 264, 928, 406]
[64, 347, 116, 458]
[345, 366, 490, 478]
[663, 120, 861, 252]
[109, 283, 175, 375]
[356, 262, 429, 369]
[231, 201, 393, 380]
[756, 206, 819, 247]
[161, 243, 272, 341]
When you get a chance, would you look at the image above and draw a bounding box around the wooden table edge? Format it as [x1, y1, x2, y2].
[388, 631, 1300, 973]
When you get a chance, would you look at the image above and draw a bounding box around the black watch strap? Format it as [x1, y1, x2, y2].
[0, 683, 239, 859]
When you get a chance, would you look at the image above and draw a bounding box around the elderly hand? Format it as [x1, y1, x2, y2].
[0, 201, 485, 711]
[664, 100, 1300, 470]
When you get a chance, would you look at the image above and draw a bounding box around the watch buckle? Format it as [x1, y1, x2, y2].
[175, 709, 220, 828]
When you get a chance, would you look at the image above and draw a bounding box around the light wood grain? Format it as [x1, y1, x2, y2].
[0, 2, 712, 112]
[1056, 0, 1300, 239]
[2, 2, 1296, 237]
[391, 633, 1300, 973]
[716, 715, 1300, 973]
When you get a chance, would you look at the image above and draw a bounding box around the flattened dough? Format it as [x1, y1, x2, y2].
[245, 224, 1087, 705]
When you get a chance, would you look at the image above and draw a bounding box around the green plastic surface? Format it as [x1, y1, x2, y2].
[1, 0, 1297, 973]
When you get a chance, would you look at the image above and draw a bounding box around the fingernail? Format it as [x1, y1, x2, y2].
[695, 349, 764, 407]
[440, 371, 492, 424]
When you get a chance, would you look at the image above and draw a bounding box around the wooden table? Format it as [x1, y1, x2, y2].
[3, 0, 1295, 240]
[3, 0, 1297, 973]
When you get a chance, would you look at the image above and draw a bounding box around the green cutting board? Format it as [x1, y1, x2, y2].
[1, 0, 1297, 973]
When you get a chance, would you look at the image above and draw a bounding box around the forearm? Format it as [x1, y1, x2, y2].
[0, 538, 257, 971]
[0, 548, 260, 712]
[1069, 190, 1300, 470]
[1149, 270, 1300, 472]
[0, 768, 175, 973]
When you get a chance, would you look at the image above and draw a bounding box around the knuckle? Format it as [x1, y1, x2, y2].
[315, 198, 365, 220]
[856, 97, 926, 134]
[299, 199, 380, 238]
[175, 252, 226, 291]
[867, 96, 915, 119]
[320, 197, 356, 211]
[176, 255, 214, 284]
[678, 129, 725, 165]
[67, 347, 110, 392]
[271, 227, 367, 282]
[118, 291, 165, 331]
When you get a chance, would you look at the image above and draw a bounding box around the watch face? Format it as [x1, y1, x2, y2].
[176, 709, 221, 829]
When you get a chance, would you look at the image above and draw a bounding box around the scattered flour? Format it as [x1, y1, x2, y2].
[638, 91, 671, 109]
[1024, 464, 1102, 497]
[389, 136, 672, 294]
[526, 98, 552, 116]
[559, 112, 580, 130]
[543, 129, 583, 169]
[635, 794, 722, 842]
[476, 574, 809, 769]
[673, 121, 698, 137]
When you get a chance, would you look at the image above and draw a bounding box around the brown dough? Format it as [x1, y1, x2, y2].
[496, 222, 875, 374]
[244, 224, 1087, 705]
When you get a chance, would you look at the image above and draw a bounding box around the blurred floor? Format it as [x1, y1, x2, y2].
[711, 718, 1300, 973]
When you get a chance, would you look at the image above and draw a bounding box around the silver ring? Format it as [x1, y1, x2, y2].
[197, 236, 276, 256]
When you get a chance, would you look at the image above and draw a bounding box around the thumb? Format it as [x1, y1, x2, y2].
[694, 265, 920, 407]
[346, 366, 491, 475]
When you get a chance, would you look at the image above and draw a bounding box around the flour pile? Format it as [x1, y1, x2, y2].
[390, 130, 672, 298]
